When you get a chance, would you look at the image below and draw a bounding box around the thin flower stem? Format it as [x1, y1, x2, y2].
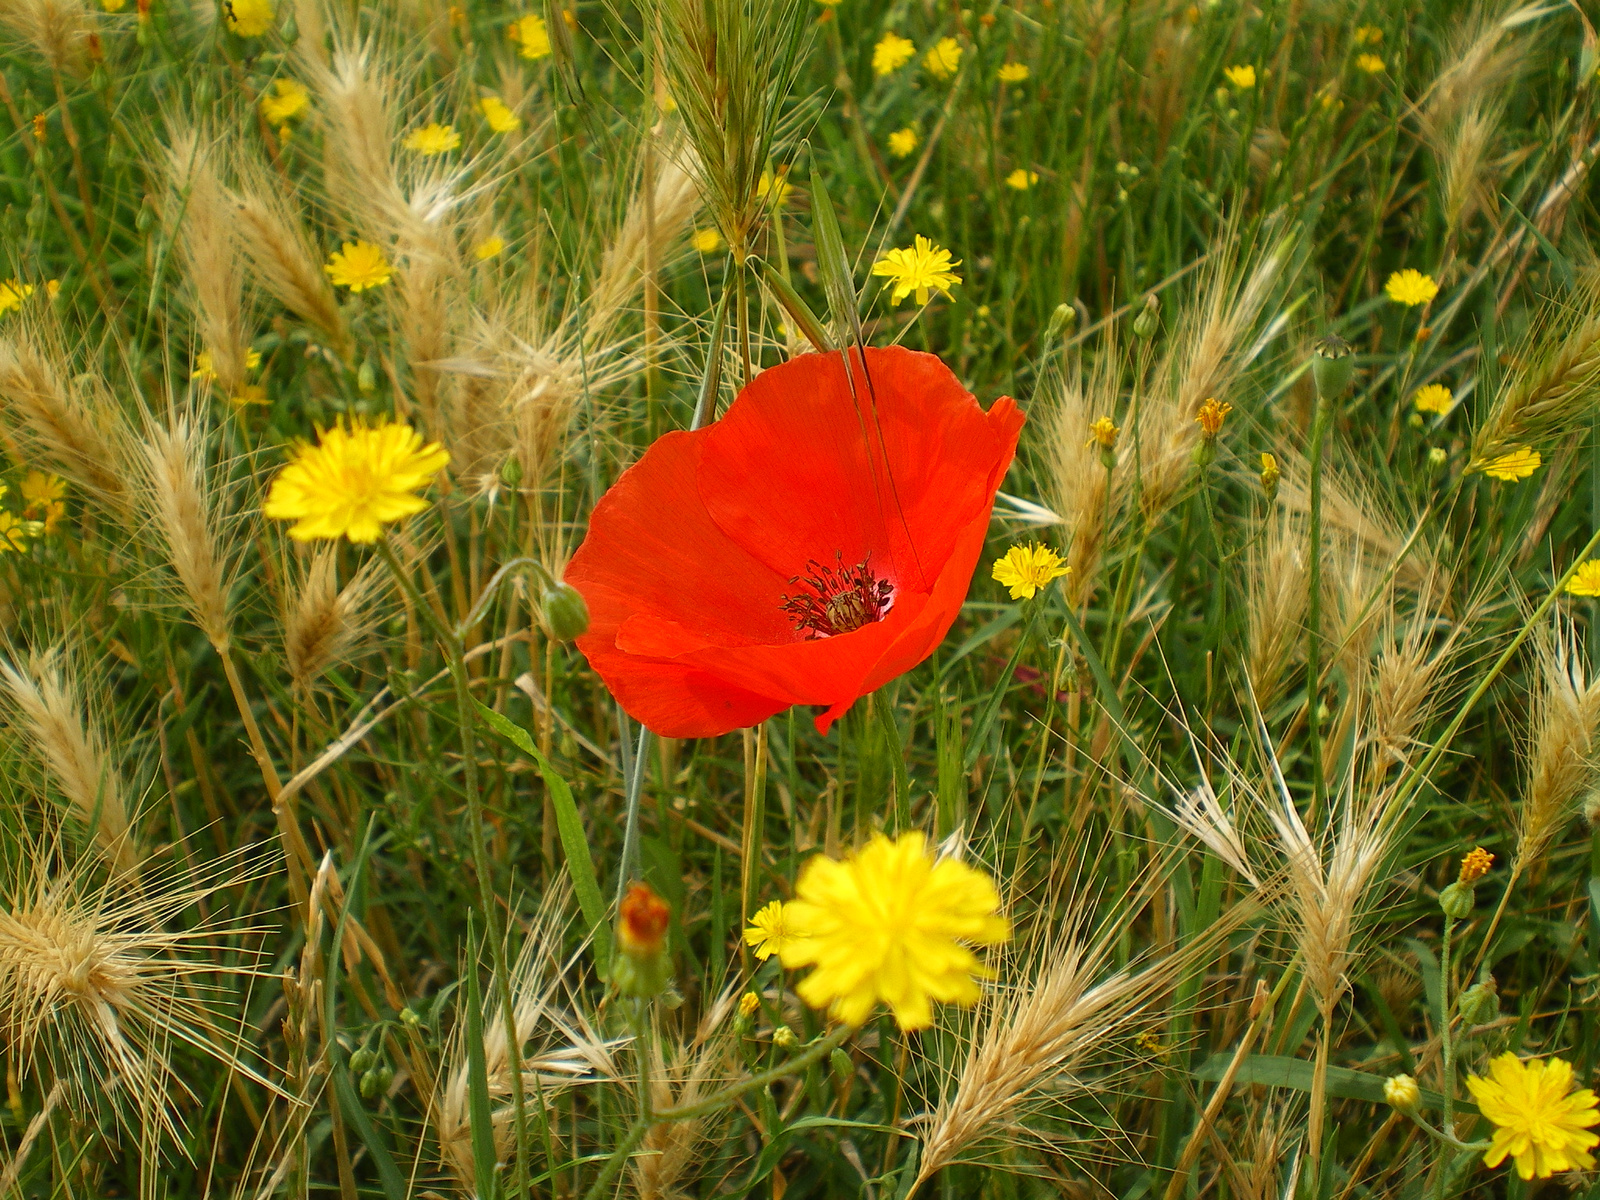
[1434, 910, 1457, 1200]
[1306, 382, 1333, 816]
[376, 539, 531, 1200]
[615, 723, 652, 908]
[581, 1025, 853, 1200]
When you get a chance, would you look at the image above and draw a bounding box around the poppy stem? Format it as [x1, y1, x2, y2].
[615, 722, 653, 907]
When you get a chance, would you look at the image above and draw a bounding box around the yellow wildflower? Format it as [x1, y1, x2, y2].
[1566, 559, 1600, 597]
[263, 419, 451, 543]
[0, 280, 35, 315]
[473, 236, 505, 261]
[1355, 53, 1385, 73]
[1385, 269, 1439, 307]
[0, 512, 29, 553]
[101, 0, 125, 10]
[224, 0, 274, 37]
[742, 900, 792, 961]
[191, 348, 262, 381]
[1087, 416, 1119, 449]
[690, 228, 723, 254]
[1466, 1055, 1599, 1180]
[1004, 168, 1038, 190]
[757, 169, 793, 206]
[259, 79, 309, 125]
[873, 32, 915, 76]
[231, 384, 268, 406]
[1354, 24, 1383, 44]
[1483, 447, 1541, 481]
[888, 127, 919, 159]
[997, 62, 1030, 82]
[991, 543, 1070, 600]
[738, 991, 760, 1018]
[323, 241, 392, 293]
[776, 831, 1010, 1031]
[870, 235, 961, 306]
[1412, 383, 1453, 415]
[478, 96, 521, 133]
[1459, 847, 1494, 883]
[923, 36, 962, 80]
[404, 123, 461, 155]
[509, 13, 551, 59]
[1196, 397, 1232, 437]
[1224, 64, 1256, 88]
[1384, 1074, 1421, 1111]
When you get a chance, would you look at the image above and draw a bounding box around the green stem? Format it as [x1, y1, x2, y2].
[377, 539, 531, 1200]
[1434, 910, 1457, 1200]
[1306, 384, 1333, 816]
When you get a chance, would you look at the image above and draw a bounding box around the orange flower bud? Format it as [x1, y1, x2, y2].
[619, 882, 670, 957]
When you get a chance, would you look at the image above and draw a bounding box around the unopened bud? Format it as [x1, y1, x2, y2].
[359, 1065, 393, 1099]
[1044, 302, 1076, 344]
[1427, 446, 1447, 471]
[1384, 1073, 1421, 1112]
[357, 356, 377, 394]
[830, 1047, 854, 1089]
[613, 881, 671, 998]
[348, 1048, 376, 1073]
[772, 1025, 799, 1051]
[1457, 978, 1499, 1028]
[540, 581, 590, 641]
[500, 455, 524, 488]
[1132, 293, 1160, 340]
[1438, 880, 1475, 919]
[1259, 452, 1280, 502]
[1311, 333, 1355, 399]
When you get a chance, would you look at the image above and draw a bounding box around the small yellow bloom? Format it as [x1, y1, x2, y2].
[404, 122, 461, 155]
[231, 383, 268, 406]
[992, 543, 1070, 600]
[1459, 847, 1494, 883]
[324, 241, 392, 293]
[1483, 447, 1541, 481]
[1566, 559, 1600, 597]
[870, 235, 962, 306]
[478, 95, 521, 133]
[1466, 1055, 1600, 1180]
[757, 169, 792, 206]
[777, 831, 1010, 1031]
[1223, 64, 1256, 88]
[259, 79, 309, 125]
[1412, 382, 1453, 416]
[1004, 168, 1039, 190]
[1384, 1074, 1421, 1111]
[738, 991, 760, 1018]
[997, 62, 1030, 82]
[44, 279, 59, 300]
[0, 280, 36, 316]
[1136, 1031, 1165, 1056]
[101, 0, 125, 10]
[923, 36, 962, 80]
[1355, 53, 1386, 74]
[509, 13, 551, 59]
[0, 512, 29, 553]
[690, 228, 723, 254]
[1087, 416, 1119, 449]
[191, 348, 262, 381]
[473, 236, 505, 260]
[1385, 269, 1439, 307]
[1354, 24, 1383, 44]
[263, 419, 451, 543]
[225, 0, 275, 38]
[1260, 452, 1281, 491]
[743, 900, 792, 961]
[873, 32, 916, 76]
[887, 127, 919, 159]
[19, 472, 65, 509]
[1195, 397, 1233, 437]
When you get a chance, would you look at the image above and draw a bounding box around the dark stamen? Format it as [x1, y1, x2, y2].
[779, 553, 893, 638]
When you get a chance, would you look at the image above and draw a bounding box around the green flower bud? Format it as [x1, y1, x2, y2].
[541, 581, 590, 642]
[1132, 294, 1161, 340]
[1457, 978, 1499, 1028]
[359, 1065, 393, 1100]
[357, 356, 378, 394]
[500, 455, 524, 488]
[348, 1048, 376, 1073]
[1044, 302, 1076, 344]
[830, 1047, 854, 1089]
[1311, 333, 1355, 399]
[772, 1025, 799, 1051]
[1438, 879, 1475, 919]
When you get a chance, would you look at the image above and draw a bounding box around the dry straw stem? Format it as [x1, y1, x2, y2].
[912, 863, 1238, 1190]
[227, 154, 350, 359]
[163, 127, 252, 399]
[1244, 510, 1309, 710]
[1139, 231, 1294, 522]
[0, 837, 273, 1148]
[1045, 343, 1125, 606]
[631, 994, 740, 1200]
[436, 890, 622, 1192]
[1513, 611, 1600, 875]
[0, 315, 134, 514]
[652, 0, 809, 256]
[134, 411, 236, 653]
[283, 548, 388, 691]
[0, 0, 93, 74]
[1470, 272, 1600, 468]
[0, 647, 138, 876]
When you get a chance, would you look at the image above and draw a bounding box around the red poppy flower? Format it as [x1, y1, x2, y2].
[565, 346, 1024, 737]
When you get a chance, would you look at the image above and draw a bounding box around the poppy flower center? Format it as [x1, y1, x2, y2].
[780, 554, 894, 639]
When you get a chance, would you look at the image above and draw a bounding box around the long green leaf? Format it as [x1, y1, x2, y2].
[476, 701, 612, 965]
[1193, 1053, 1477, 1114]
[464, 921, 499, 1200]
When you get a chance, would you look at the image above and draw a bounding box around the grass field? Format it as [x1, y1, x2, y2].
[3, 0, 1600, 1195]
